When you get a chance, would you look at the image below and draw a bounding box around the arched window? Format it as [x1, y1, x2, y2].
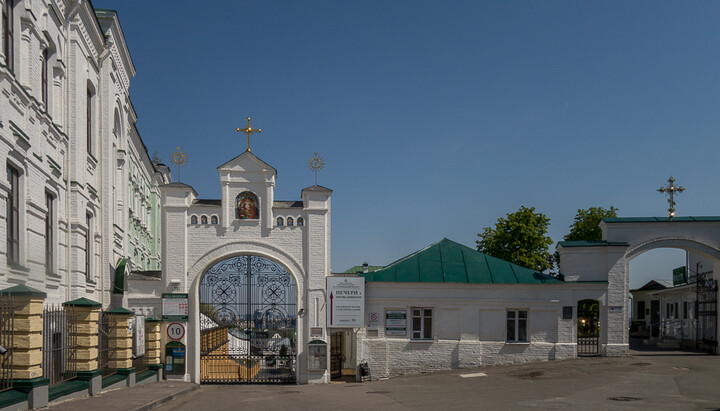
[297, 217, 304, 227]
[277, 217, 284, 226]
[287, 217, 294, 226]
[211, 216, 218, 225]
[201, 215, 208, 224]
[235, 191, 259, 220]
[190, 215, 198, 224]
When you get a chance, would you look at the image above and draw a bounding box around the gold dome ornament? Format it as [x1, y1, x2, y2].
[657, 176, 685, 219]
[308, 152, 325, 185]
[170, 146, 188, 181]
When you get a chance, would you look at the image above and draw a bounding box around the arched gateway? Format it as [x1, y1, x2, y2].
[143, 146, 332, 384]
[558, 217, 720, 356]
[199, 255, 297, 383]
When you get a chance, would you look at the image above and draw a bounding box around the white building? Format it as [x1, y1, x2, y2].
[129, 148, 332, 384]
[0, 0, 169, 305]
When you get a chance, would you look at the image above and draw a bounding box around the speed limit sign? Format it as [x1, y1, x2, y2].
[167, 322, 185, 341]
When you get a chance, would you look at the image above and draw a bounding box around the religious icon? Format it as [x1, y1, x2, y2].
[236, 191, 259, 220]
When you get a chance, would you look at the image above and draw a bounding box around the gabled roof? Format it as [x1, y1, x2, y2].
[217, 150, 277, 175]
[361, 238, 562, 284]
[631, 279, 674, 292]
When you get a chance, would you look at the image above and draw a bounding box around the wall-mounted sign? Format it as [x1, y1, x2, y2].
[310, 327, 323, 338]
[308, 340, 327, 370]
[327, 277, 365, 328]
[368, 312, 379, 330]
[386, 310, 407, 336]
[167, 322, 185, 341]
[162, 293, 188, 321]
[134, 315, 145, 356]
[608, 306, 623, 314]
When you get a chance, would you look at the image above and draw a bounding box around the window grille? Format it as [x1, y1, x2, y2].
[0, 295, 14, 392]
[42, 305, 78, 385]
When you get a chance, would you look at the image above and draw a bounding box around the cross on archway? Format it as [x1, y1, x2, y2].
[235, 117, 262, 152]
[658, 176, 685, 219]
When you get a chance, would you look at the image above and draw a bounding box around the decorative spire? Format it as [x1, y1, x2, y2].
[307, 152, 325, 186]
[170, 146, 187, 181]
[235, 117, 262, 152]
[658, 176, 685, 219]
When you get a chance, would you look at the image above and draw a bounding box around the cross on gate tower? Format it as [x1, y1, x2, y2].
[658, 176, 685, 219]
[236, 117, 262, 152]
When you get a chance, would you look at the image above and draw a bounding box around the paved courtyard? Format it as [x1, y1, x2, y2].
[155, 349, 719, 411]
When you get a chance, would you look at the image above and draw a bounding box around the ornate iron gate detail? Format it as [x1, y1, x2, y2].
[330, 331, 343, 380]
[200, 255, 297, 383]
[696, 270, 717, 354]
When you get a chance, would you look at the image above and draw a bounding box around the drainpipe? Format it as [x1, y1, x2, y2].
[64, 1, 81, 302]
[97, 43, 111, 307]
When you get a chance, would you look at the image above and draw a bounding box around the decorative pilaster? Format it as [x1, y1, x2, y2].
[64, 298, 102, 395]
[105, 308, 134, 370]
[0, 285, 49, 408]
[146, 318, 162, 366]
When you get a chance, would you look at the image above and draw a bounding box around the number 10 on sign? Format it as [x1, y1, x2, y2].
[167, 322, 185, 341]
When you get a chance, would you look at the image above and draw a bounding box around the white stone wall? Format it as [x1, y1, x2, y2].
[360, 282, 605, 379]
[0, 1, 169, 307]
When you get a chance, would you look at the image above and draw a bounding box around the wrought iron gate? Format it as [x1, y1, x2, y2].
[200, 255, 297, 383]
[696, 270, 717, 354]
[330, 331, 343, 380]
[577, 300, 599, 356]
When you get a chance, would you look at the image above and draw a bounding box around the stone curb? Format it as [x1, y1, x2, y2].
[130, 384, 202, 411]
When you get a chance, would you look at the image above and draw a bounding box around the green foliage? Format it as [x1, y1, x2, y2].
[564, 206, 618, 241]
[476, 206, 554, 272]
[279, 344, 288, 357]
[577, 299, 599, 337]
[152, 150, 162, 165]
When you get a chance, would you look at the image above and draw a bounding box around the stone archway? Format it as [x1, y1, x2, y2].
[558, 217, 720, 357]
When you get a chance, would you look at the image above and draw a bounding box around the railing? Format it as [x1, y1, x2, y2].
[42, 305, 78, 385]
[0, 295, 14, 392]
[98, 311, 116, 376]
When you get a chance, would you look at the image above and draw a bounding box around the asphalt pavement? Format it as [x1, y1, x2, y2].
[48, 348, 720, 411]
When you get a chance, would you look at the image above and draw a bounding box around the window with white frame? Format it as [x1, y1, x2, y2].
[412, 308, 432, 340]
[85, 212, 93, 280]
[506, 310, 528, 342]
[45, 191, 55, 274]
[3, 0, 14, 72]
[6, 164, 20, 264]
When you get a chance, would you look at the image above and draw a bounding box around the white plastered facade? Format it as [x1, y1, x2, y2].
[143, 151, 332, 383]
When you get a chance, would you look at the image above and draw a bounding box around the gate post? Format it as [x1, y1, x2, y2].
[0, 285, 49, 408]
[64, 298, 102, 395]
[146, 318, 163, 381]
[106, 308, 136, 386]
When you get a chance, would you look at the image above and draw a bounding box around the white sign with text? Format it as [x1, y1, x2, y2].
[327, 277, 365, 328]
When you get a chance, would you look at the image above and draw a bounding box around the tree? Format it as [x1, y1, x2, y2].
[476, 206, 554, 272]
[564, 206, 618, 241]
[151, 150, 162, 165]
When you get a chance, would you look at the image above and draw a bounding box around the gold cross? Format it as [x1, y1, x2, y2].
[235, 117, 262, 152]
[658, 176, 685, 219]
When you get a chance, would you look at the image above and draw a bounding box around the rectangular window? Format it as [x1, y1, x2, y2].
[3, 0, 13, 72]
[507, 310, 528, 342]
[6, 164, 19, 264]
[41, 48, 48, 108]
[674, 302, 679, 320]
[86, 88, 93, 154]
[45, 192, 54, 273]
[562, 306, 573, 320]
[666, 303, 671, 319]
[637, 301, 646, 320]
[412, 308, 432, 340]
[85, 213, 92, 280]
[683, 301, 688, 320]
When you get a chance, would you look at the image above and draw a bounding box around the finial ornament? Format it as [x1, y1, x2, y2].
[658, 176, 685, 219]
[235, 117, 261, 152]
[307, 152, 325, 186]
[170, 146, 187, 181]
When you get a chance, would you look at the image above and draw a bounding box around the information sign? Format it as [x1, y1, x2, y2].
[134, 315, 145, 356]
[327, 277, 365, 328]
[673, 266, 687, 286]
[162, 293, 188, 321]
[386, 310, 407, 336]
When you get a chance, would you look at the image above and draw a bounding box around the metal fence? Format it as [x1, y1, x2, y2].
[98, 311, 117, 376]
[42, 305, 78, 385]
[0, 295, 14, 392]
[132, 315, 148, 373]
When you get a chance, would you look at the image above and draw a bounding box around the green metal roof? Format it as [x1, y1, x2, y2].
[113, 258, 128, 295]
[602, 216, 720, 223]
[361, 238, 562, 284]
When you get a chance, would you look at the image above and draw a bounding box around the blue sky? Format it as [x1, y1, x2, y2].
[100, 1, 720, 287]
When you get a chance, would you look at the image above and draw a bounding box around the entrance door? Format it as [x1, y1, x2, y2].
[199, 255, 297, 383]
[577, 299, 599, 356]
[330, 331, 344, 380]
[650, 300, 660, 338]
